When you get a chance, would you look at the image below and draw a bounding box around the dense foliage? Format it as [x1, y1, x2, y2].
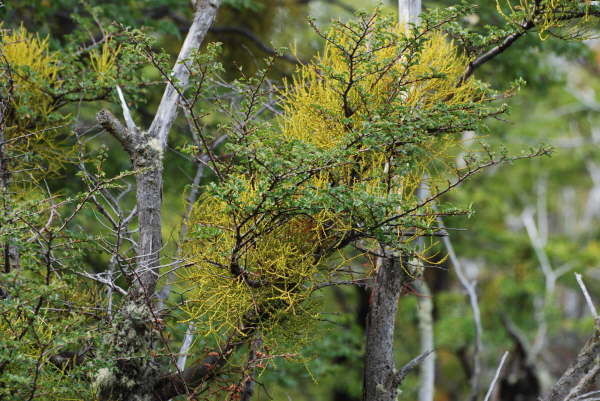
[1, 0, 599, 400]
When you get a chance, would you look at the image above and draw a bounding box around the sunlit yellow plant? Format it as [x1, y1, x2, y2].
[497, 0, 598, 40]
[0, 24, 61, 124]
[181, 13, 484, 350]
[90, 38, 122, 83]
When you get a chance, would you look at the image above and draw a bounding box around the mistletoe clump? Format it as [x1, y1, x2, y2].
[180, 7, 493, 352]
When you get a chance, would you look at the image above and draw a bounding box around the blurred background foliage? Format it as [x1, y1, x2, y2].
[1, 0, 599, 400]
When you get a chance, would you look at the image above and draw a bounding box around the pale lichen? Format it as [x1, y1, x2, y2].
[147, 137, 163, 157]
[95, 301, 163, 401]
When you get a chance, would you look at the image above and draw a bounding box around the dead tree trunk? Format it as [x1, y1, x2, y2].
[94, 1, 221, 400]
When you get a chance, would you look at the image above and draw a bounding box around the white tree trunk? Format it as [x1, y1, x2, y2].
[399, 0, 421, 29]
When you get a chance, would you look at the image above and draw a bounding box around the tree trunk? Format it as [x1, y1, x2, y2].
[131, 156, 164, 298]
[399, 0, 421, 27]
[132, 0, 222, 299]
[543, 324, 600, 401]
[416, 280, 435, 401]
[94, 1, 222, 400]
[363, 254, 407, 401]
[362, 3, 423, 400]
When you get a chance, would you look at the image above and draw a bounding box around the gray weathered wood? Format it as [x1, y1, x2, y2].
[362, 255, 407, 401]
[149, 0, 221, 149]
[136, 0, 221, 298]
[543, 324, 600, 401]
[98, 0, 221, 299]
[94, 1, 222, 399]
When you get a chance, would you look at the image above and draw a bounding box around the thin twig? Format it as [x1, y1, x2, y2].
[482, 351, 509, 401]
[575, 273, 598, 319]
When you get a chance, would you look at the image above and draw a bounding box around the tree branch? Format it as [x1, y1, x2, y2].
[575, 273, 599, 319]
[436, 212, 483, 401]
[210, 26, 307, 65]
[116, 85, 138, 133]
[96, 109, 136, 155]
[459, 21, 534, 84]
[148, 0, 222, 149]
[393, 350, 434, 388]
[146, 5, 305, 65]
[483, 351, 509, 401]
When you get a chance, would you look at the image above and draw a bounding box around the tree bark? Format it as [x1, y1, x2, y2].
[135, 0, 222, 299]
[543, 323, 600, 401]
[416, 280, 435, 401]
[398, 0, 421, 27]
[132, 159, 164, 298]
[362, 2, 423, 400]
[97, 0, 221, 298]
[362, 254, 407, 401]
[94, 1, 222, 399]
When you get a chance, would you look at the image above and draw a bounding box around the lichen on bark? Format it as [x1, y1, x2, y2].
[95, 301, 163, 401]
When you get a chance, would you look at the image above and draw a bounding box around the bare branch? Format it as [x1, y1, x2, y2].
[176, 324, 195, 370]
[116, 85, 138, 133]
[437, 213, 483, 401]
[393, 350, 434, 388]
[96, 109, 136, 154]
[521, 206, 573, 358]
[376, 150, 550, 230]
[148, 0, 222, 149]
[313, 278, 369, 291]
[210, 26, 306, 65]
[575, 273, 599, 320]
[74, 271, 127, 296]
[483, 351, 509, 401]
[460, 22, 534, 84]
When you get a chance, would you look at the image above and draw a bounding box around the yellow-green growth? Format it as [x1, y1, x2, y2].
[90, 38, 122, 83]
[279, 28, 482, 226]
[181, 15, 484, 353]
[0, 26, 77, 183]
[497, 0, 598, 39]
[181, 181, 321, 339]
[1, 25, 61, 124]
